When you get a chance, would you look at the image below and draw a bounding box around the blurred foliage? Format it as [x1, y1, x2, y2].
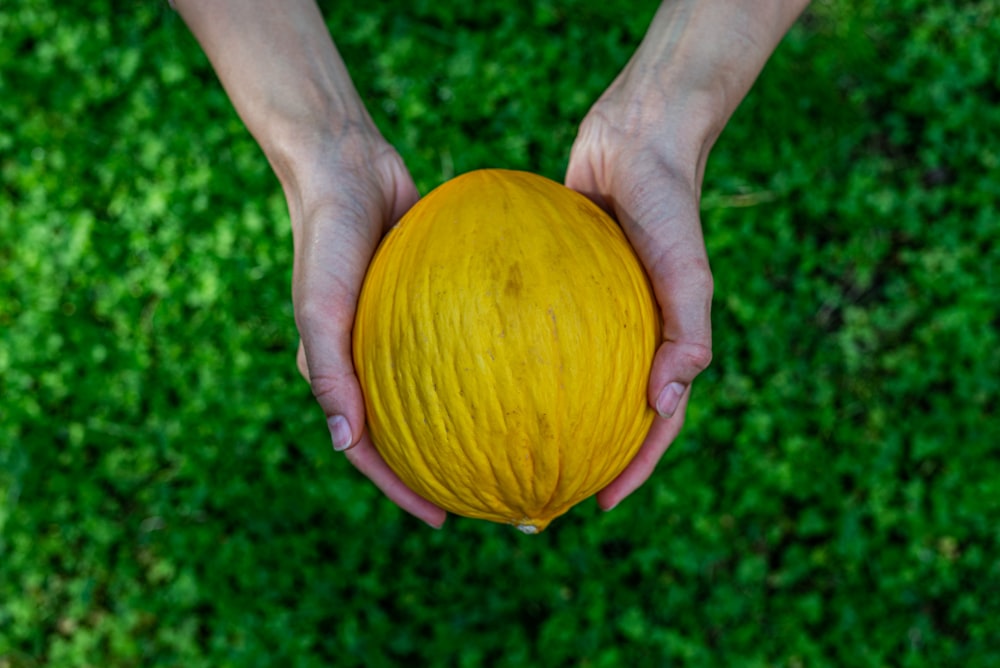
[2, 0, 999, 666]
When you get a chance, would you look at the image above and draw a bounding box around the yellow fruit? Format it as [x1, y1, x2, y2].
[353, 169, 659, 532]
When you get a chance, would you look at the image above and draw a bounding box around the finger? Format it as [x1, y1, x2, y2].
[291, 172, 409, 449]
[344, 431, 448, 528]
[596, 389, 690, 511]
[646, 247, 713, 418]
[292, 161, 420, 446]
[616, 179, 713, 418]
[294, 254, 368, 453]
[297, 337, 359, 440]
[296, 260, 446, 527]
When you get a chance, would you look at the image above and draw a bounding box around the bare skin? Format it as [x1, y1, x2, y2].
[174, 0, 809, 527]
[564, 0, 810, 510]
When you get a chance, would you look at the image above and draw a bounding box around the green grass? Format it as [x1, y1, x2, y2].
[2, 1, 999, 666]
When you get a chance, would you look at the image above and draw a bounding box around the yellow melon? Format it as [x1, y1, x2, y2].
[353, 169, 659, 532]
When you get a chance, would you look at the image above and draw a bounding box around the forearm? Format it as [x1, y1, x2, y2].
[600, 0, 810, 167]
[173, 0, 377, 189]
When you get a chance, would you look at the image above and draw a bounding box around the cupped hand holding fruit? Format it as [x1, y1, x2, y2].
[288, 139, 448, 529]
[565, 111, 714, 513]
[175, 0, 447, 528]
[566, 0, 811, 511]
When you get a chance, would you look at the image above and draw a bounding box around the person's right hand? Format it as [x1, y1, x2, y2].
[288, 130, 448, 529]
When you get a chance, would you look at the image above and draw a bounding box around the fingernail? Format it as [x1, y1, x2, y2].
[655, 382, 686, 419]
[328, 415, 353, 451]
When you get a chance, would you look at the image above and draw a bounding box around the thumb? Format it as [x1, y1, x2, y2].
[296, 333, 363, 452]
[295, 281, 367, 452]
[649, 339, 713, 419]
[645, 249, 714, 417]
[592, 199, 713, 511]
[621, 183, 714, 418]
[290, 157, 420, 454]
[291, 203, 378, 454]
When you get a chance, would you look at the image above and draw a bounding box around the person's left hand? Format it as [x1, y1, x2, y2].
[565, 105, 715, 511]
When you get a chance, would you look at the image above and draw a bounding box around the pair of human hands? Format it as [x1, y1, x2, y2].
[291, 107, 714, 529]
[173, 0, 808, 529]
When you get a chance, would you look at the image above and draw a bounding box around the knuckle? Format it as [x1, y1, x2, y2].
[293, 272, 358, 334]
[307, 372, 343, 404]
[682, 342, 714, 372]
[293, 291, 336, 333]
[682, 255, 714, 297]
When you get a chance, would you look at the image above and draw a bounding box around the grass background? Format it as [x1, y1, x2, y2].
[2, 0, 999, 665]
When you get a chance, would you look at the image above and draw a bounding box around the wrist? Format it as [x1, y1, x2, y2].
[587, 72, 725, 174]
[263, 114, 386, 197]
[176, 0, 387, 196]
[589, 0, 809, 173]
